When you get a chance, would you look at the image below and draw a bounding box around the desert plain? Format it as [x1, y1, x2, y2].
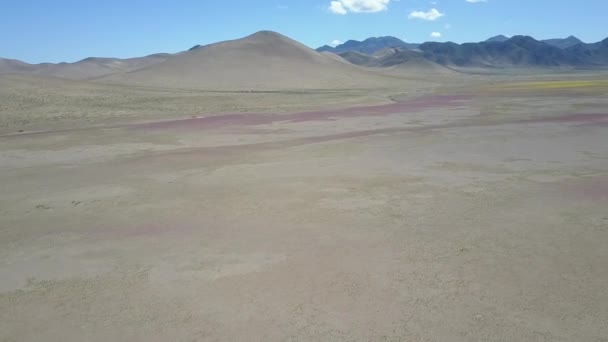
[1, 32, 608, 342]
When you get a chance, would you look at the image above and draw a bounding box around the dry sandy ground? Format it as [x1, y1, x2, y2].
[1, 74, 607, 341]
[0, 73, 440, 135]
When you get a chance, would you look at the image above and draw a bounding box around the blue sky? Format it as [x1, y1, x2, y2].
[2, 0, 607, 63]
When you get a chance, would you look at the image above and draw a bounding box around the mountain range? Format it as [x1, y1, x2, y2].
[485, 35, 585, 49]
[320, 35, 608, 69]
[1, 31, 607, 91]
[542, 36, 585, 49]
[319, 35, 592, 55]
[419, 35, 608, 68]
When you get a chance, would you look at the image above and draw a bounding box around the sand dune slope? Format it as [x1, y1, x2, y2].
[100, 31, 398, 90]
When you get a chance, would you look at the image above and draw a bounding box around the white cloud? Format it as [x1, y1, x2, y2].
[329, 0, 391, 14]
[331, 40, 343, 47]
[408, 8, 444, 21]
[430, 32, 442, 38]
[466, 0, 487, 3]
[329, 1, 347, 14]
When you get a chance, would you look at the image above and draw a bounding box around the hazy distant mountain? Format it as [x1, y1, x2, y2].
[485, 35, 510, 43]
[419, 35, 589, 67]
[38, 54, 171, 80]
[0, 54, 171, 80]
[366, 48, 429, 67]
[337, 51, 376, 66]
[317, 37, 419, 55]
[338, 47, 454, 75]
[372, 47, 402, 58]
[542, 36, 584, 49]
[319, 51, 351, 64]
[0, 58, 37, 74]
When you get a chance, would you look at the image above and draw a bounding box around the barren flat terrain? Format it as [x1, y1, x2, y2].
[1, 72, 607, 341]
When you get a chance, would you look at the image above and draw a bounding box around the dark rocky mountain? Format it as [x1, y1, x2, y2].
[565, 37, 608, 66]
[331, 34, 608, 69]
[316, 45, 334, 53]
[317, 37, 419, 55]
[419, 35, 590, 67]
[542, 36, 584, 49]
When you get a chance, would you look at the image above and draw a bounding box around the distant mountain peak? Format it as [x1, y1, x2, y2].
[249, 30, 283, 38]
[316, 45, 334, 52]
[486, 35, 510, 43]
[508, 35, 538, 42]
[542, 36, 584, 49]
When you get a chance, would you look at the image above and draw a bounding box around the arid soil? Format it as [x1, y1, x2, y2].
[1, 74, 607, 341]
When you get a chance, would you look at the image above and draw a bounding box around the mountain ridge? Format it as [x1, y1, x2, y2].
[2, 31, 608, 83]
